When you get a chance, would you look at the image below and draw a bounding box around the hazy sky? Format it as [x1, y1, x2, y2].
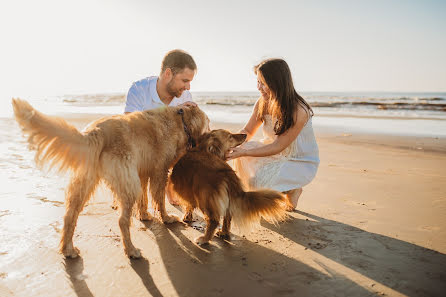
[1, 0, 445, 98]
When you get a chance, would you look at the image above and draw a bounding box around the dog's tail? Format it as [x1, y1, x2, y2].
[12, 98, 104, 173]
[229, 188, 287, 230]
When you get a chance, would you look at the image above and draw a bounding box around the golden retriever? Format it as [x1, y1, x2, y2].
[11, 98, 210, 258]
[170, 129, 287, 245]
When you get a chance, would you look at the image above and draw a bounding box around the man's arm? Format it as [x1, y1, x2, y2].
[124, 83, 144, 113]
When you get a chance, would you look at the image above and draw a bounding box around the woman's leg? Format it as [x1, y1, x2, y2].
[283, 188, 303, 211]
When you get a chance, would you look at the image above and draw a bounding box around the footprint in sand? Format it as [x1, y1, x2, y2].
[49, 222, 61, 233]
[26, 194, 64, 207]
[11, 153, 23, 160]
[190, 221, 206, 231]
[418, 225, 440, 231]
[308, 242, 328, 249]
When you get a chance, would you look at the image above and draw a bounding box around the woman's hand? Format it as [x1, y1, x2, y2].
[226, 147, 247, 160]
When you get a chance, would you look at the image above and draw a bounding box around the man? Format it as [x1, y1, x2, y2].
[124, 49, 197, 205]
[124, 49, 197, 114]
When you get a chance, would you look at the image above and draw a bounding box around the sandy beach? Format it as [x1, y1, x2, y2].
[1, 114, 445, 297]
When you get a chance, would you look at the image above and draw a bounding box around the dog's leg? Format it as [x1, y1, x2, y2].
[137, 175, 152, 221]
[166, 180, 180, 206]
[216, 210, 232, 240]
[118, 200, 141, 258]
[112, 187, 141, 258]
[106, 167, 142, 258]
[150, 171, 179, 224]
[182, 205, 194, 223]
[195, 216, 219, 245]
[60, 174, 98, 258]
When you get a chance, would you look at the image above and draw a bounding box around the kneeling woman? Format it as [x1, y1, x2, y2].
[227, 58, 319, 210]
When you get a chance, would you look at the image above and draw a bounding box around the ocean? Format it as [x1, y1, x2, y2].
[1, 91, 446, 137]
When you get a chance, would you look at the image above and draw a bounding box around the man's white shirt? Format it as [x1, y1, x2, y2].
[124, 76, 192, 113]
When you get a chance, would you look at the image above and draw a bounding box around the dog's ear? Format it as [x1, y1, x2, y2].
[207, 138, 225, 159]
[197, 133, 210, 144]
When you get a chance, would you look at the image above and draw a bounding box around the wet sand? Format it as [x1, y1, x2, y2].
[1, 114, 445, 297]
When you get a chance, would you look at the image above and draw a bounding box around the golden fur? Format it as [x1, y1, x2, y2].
[11, 98, 210, 258]
[170, 129, 287, 245]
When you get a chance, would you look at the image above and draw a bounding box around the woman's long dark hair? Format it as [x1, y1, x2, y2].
[255, 58, 313, 135]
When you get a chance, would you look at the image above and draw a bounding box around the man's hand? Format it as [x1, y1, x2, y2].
[179, 101, 197, 107]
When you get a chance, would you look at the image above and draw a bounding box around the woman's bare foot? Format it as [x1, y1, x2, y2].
[284, 188, 302, 211]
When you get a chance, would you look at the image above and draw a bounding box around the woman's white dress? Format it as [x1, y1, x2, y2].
[234, 115, 319, 192]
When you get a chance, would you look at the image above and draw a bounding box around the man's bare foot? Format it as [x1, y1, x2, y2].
[284, 188, 303, 211]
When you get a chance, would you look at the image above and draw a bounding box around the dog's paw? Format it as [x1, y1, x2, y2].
[126, 248, 142, 259]
[285, 205, 296, 212]
[216, 230, 231, 240]
[138, 211, 153, 221]
[182, 212, 193, 223]
[162, 214, 180, 224]
[62, 246, 80, 258]
[195, 236, 210, 245]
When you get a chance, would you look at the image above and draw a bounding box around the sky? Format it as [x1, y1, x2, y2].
[0, 0, 445, 99]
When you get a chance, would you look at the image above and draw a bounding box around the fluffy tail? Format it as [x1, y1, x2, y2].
[11, 98, 104, 173]
[229, 189, 287, 230]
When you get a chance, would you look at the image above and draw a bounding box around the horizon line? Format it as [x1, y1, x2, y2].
[59, 90, 446, 96]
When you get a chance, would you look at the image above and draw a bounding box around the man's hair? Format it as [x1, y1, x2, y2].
[161, 49, 197, 75]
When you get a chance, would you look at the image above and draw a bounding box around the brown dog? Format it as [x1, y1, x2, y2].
[170, 129, 287, 245]
[12, 98, 209, 258]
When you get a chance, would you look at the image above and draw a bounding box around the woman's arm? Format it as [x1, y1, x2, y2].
[227, 106, 309, 159]
[239, 99, 262, 141]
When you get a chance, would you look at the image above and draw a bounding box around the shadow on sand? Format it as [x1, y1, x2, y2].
[130, 256, 164, 297]
[63, 211, 445, 297]
[133, 219, 380, 297]
[261, 210, 446, 297]
[64, 257, 94, 297]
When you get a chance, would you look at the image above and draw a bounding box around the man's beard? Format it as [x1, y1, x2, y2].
[166, 80, 183, 98]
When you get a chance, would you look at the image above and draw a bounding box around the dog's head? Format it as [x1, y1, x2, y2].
[181, 105, 211, 137]
[197, 129, 247, 159]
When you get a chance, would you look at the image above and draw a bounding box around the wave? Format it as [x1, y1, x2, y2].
[62, 93, 126, 105]
[53, 92, 446, 113]
[197, 100, 446, 112]
[310, 101, 446, 111]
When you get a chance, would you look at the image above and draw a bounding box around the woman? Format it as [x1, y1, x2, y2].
[227, 58, 319, 211]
